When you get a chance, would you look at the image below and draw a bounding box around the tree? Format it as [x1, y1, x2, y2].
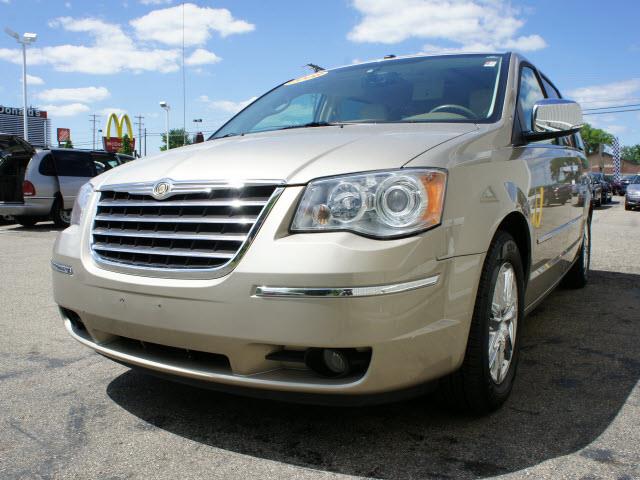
[580, 123, 614, 156]
[621, 145, 640, 165]
[160, 128, 192, 151]
[62, 139, 74, 149]
[118, 134, 133, 155]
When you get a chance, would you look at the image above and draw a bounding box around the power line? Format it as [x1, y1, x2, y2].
[583, 103, 640, 111]
[583, 108, 640, 116]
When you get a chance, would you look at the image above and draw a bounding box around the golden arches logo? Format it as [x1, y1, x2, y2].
[105, 113, 133, 139]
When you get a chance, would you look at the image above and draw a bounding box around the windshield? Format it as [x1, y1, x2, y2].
[211, 54, 508, 139]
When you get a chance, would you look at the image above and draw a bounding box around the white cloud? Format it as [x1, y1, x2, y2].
[0, 17, 180, 74]
[348, 0, 546, 52]
[131, 3, 254, 47]
[24, 74, 44, 85]
[185, 48, 221, 66]
[140, 0, 172, 4]
[199, 95, 257, 114]
[567, 78, 640, 109]
[36, 86, 110, 103]
[0, 10, 250, 75]
[39, 103, 90, 117]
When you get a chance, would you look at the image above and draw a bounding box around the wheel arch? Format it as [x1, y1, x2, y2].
[493, 211, 532, 285]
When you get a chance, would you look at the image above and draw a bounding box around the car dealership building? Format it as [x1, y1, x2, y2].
[0, 105, 51, 147]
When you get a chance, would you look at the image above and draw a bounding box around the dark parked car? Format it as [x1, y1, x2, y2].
[625, 183, 640, 210]
[588, 172, 612, 206]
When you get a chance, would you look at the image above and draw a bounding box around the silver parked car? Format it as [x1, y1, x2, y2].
[0, 134, 128, 227]
[52, 53, 591, 413]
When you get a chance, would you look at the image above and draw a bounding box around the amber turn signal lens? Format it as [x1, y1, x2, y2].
[420, 172, 446, 226]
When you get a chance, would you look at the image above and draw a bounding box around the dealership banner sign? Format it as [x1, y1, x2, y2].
[103, 113, 135, 153]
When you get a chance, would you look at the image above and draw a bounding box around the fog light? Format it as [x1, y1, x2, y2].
[323, 349, 348, 374]
[304, 348, 351, 378]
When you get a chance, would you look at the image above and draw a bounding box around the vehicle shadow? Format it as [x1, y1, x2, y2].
[1, 222, 65, 232]
[106, 269, 640, 480]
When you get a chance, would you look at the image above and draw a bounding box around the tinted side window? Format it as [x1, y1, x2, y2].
[517, 67, 546, 132]
[38, 154, 56, 176]
[52, 151, 96, 177]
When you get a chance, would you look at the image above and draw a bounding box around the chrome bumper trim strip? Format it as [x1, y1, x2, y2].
[254, 275, 440, 298]
[51, 260, 74, 275]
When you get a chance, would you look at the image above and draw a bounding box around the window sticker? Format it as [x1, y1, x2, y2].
[285, 70, 328, 85]
[483, 60, 498, 67]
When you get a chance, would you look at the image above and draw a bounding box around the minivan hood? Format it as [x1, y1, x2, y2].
[95, 123, 477, 188]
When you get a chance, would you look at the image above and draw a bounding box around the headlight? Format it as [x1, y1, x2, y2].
[291, 169, 446, 238]
[70, 182, 94, 226]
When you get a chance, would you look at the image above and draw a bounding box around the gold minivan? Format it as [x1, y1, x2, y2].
[52, 53, 590, 413]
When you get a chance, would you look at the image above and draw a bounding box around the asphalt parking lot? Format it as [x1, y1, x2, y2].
[1, 199, 638, 480]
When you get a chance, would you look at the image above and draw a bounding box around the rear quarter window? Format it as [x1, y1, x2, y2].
[38, 154, 56, 176]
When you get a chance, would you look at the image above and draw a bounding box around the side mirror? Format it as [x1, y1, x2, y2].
[524, 99, 583, 142]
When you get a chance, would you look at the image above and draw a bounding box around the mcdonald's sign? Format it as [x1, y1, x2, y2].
[102, 113, 136, 153]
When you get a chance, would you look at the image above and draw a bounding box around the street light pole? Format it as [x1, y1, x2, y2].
[21, 42, 28, 142]
[5, 28, 37, 143]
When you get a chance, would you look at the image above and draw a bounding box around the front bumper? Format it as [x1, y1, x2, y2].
[52, 187, 484, 399]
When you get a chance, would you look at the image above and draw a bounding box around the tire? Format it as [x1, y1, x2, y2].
[440, 231, 525, 414]
[562, 218, 590, 289]
[14, 216, 37, 227]
[601, 192, 607, 205]
[52, 198, 71, 227]
[625, 204, 631, 211]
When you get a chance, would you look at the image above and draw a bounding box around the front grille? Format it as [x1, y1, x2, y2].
[91, 182, 281, 274]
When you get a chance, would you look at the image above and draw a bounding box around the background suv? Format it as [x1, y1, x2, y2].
[0, 134, 129, 227]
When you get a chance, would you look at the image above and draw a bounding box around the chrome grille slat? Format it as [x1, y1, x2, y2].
[90, 181, 282, 275]
[92, 228, 248, 242]
[98, 198, 269, 208]
[93, 243, 236, 259]
[94, 214, 258, 224]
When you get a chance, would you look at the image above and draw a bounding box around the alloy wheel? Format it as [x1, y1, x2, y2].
[488, 262, 518, 384]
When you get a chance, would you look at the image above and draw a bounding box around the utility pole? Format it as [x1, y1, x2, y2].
[134, 115, 144, 157]
[89, 114, 98, 150]
[144, 127, 147, 156]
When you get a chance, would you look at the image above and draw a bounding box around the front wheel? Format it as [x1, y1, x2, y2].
[440, 231, 524, 414]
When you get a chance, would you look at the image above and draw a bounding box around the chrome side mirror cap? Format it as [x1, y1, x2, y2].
[525, 99, 583, 142]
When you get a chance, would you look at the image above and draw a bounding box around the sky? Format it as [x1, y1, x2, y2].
[1, 0, 639, 153]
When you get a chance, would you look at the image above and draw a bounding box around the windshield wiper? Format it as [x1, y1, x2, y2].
[276, 121, 342, 131]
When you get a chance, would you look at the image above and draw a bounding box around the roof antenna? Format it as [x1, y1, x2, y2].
[305, 63, 325, 72]
[383, 54, 396, 59]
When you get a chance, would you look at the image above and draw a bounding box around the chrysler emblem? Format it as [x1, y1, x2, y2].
[152, 181, 171, 199]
